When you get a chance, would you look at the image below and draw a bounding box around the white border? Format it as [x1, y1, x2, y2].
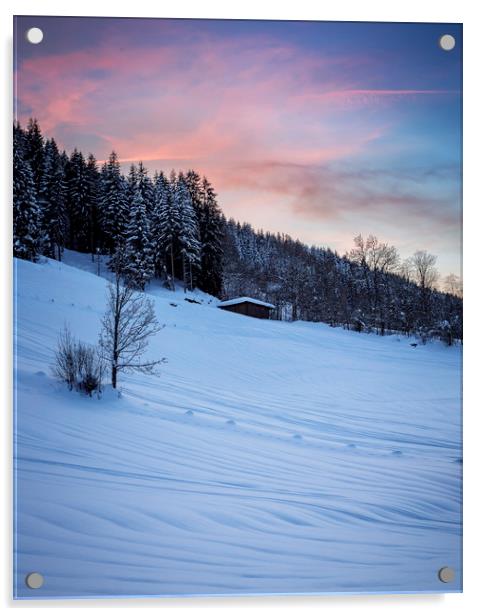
[1, 1, 480, 614]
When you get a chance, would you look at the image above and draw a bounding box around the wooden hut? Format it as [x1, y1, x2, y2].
[218, 297, 275, 320]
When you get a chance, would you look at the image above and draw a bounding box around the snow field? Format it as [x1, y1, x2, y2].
[14, 254, 462, 598]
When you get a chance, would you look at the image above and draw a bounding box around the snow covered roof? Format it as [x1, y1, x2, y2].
[218, 297, 275, 309]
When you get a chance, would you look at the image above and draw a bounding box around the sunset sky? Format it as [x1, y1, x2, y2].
[14, 16, 462, 277]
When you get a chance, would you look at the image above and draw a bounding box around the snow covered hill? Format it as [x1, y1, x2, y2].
[13, 254, 462, 598]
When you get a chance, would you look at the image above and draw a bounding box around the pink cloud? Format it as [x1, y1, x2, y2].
[14, 28, 460, 275]
[15, 34, 388, 162]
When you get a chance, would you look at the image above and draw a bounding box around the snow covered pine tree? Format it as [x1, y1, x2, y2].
[13, 124, 42, 261]
[123, 186, 154, 290]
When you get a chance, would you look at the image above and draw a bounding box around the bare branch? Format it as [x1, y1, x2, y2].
[99, 261, 164, 388]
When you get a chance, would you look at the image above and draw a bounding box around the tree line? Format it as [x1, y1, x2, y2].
[14, 119, 462, 344]
[13, 119, 224, 296]
[222, 222, 462, 343]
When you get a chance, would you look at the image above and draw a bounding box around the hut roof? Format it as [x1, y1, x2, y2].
[218, 297, 275, 309]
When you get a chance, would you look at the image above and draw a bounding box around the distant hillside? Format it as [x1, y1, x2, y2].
[14, 119, 462, 343]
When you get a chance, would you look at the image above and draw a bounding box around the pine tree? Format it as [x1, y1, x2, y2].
[126, 163, 138, 202]
[65, 149, 91, 251]
[123, 186, 154, 289]
[13, 121, 26, 157]
[127, 162, 155, 216]
[99, 152, 128, 253]
[59, 150, 69, 172]
[86, 154, 101, 259]
[154, 170, 182, 288]
[24, 118, 44, 194]
[199, 176, 224, 296]
[151, 171, 170, 278]
[185, 169, 203, 221]
[38, 138, 67, 260]
[177, 172, 201, 291]
[13, 127, 42, 261]
[137, 162, 155, 216]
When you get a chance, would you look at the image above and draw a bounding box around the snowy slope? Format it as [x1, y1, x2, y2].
[13, 255, 462, 598]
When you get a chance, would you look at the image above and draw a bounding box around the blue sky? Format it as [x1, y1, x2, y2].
[14, 17, 462, 277]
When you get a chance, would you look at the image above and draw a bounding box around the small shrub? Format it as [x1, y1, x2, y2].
[76, 344, 106, 396]
[53, 326, 105, 397]
[53, 326, 77, 390]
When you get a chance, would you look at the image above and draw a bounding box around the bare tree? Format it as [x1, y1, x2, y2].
[409, 250, 439, 291]
[408, 250, 439, 327]
[348, 235, 399, 332]
[398, 259, 413, 282]
[349, 235, 399, 274]
[443, 273, 463, 298]
[100, 268, 164, 389]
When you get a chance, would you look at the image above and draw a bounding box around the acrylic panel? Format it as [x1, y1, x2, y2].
[13, 16, 463, 599]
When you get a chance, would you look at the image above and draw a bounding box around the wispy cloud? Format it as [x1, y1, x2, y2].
[14, 18, 462, 274]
